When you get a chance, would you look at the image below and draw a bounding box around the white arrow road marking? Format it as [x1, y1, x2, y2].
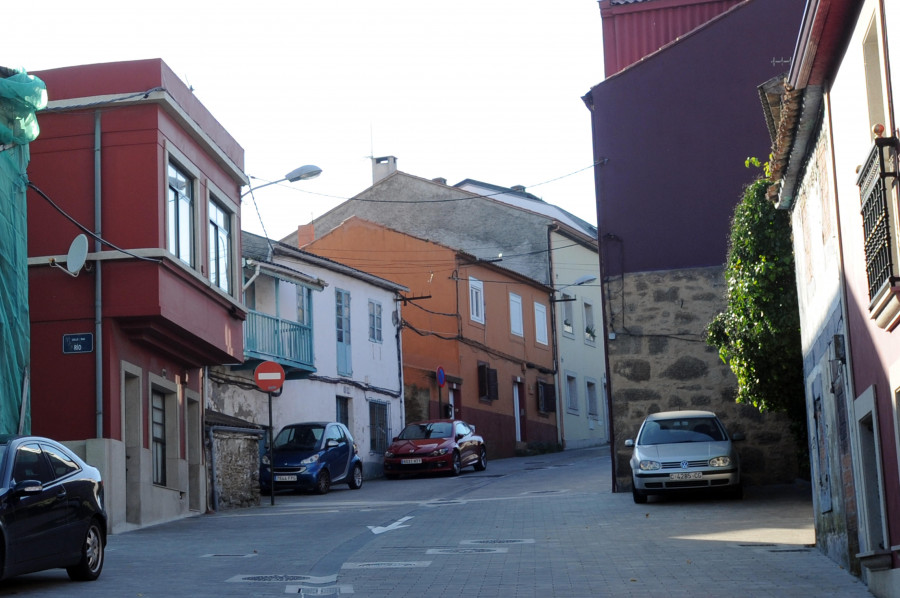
[368, 516, 413, 535]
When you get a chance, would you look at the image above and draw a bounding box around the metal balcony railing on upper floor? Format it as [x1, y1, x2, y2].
[244, 310, 314, 372]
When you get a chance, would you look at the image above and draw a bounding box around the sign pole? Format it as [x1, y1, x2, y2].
[268, 391, 275, 506]
[254, 361, 286, 507]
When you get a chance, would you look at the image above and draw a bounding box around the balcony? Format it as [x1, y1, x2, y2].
[244, 310, 315, 375]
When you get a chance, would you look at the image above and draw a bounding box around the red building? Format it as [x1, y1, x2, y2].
[27, 59, 247, 531]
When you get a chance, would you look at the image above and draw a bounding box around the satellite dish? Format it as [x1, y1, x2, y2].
[65, 234, 88, 275]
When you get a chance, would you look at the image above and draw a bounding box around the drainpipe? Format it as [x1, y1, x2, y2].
[94, 112, 104, 439]
[547, 224, 565, 449]
[207, 425, 265, 512]
[593, 158, 616, 491]
[242, 260, 261, 292]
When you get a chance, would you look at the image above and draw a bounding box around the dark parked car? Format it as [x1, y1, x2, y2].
[625, 410, 742, 503]
[383, 419, 486, 478]
[0, 435, 107, 581]
[260, 422, 363, 495]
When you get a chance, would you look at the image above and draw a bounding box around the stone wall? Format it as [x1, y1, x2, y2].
[207, 431, 261, 510]
[607, 266, 800, 490]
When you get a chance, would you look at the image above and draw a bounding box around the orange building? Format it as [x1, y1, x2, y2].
[304, 217, 557, 459]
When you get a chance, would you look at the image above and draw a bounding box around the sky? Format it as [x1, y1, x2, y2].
[11, 1, 606, 240]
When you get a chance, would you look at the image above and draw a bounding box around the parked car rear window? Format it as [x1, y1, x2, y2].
[399, 422, 453, 440]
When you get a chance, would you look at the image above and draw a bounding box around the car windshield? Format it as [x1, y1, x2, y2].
[274, 425, 324, 451]
[398, 422, 453, 440]
[638, 417, 725, 445]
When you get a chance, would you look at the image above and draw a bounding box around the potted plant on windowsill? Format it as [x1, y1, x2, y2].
[585, 325, 596, 341]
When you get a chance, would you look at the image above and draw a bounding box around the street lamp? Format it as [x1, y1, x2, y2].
[242, 165, 322, 242]
[242, 164, 322, 198]
[551, 275, 597, 302]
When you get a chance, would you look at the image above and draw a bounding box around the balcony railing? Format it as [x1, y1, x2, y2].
[244, 310, 314, 371]
[858, 137, 900, 300]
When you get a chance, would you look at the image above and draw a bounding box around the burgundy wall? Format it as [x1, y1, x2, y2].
[586, 0, 805, 275]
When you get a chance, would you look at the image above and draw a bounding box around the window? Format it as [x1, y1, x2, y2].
[586, 379, 599, 417]
[566, 373, 579, 413]
[584, 301, 596, 344]
[336, 396, 350, 427]
[534, 302, 548, 345]
[208, 198, 231, 293]
[537, 381, 556, 413]
[152, 390, 167, 486]
[562, 294, 574, 335]
[297, 286, 312, 325]
[858, 16, 900, 305]
[509, 293, 523, 336]
[469, 276, 485, 324]
[42, 443, 80, 479]
[477, 362, 499, 401]
[336, 289, 352, 376]
[12, 444, 54, 484]
[369, 401, 389, 454]
[368, 300, 383, 343]
[167, 161, 194, 266]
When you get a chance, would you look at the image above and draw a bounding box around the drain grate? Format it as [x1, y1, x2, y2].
[427, 547, 508, 555]
[230, 574, 315, 583]
[461, 539, 535, 545]
[342, 561, 431, 569]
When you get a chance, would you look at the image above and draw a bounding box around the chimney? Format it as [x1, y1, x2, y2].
[372, 156, 398, 184]
[296, 223, 315, 248]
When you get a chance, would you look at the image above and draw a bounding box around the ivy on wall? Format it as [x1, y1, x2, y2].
[706, 174, 805, 427]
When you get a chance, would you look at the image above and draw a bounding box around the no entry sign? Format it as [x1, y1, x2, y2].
[254, 361, 286, 392]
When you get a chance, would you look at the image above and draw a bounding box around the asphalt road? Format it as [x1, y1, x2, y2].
[0, 446, 871, 597]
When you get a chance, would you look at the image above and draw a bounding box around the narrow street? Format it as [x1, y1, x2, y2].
[0, 447, 870, 597]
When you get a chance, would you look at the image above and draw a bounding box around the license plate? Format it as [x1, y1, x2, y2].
[275, 475, 297, 482]
[401, 458, 422, 465]
[669, 472, 702, 480]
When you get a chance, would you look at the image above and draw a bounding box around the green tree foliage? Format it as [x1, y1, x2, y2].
[707, 177, 805, 423]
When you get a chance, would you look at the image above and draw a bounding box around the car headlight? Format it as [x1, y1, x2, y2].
[384, 451, 394, 458]
[429, 448, 449, 457]
[300, 454, 320, 465]
[261, 455, 270, 466]
[638, 460, 661, 471]
[709, 456, 732, 467]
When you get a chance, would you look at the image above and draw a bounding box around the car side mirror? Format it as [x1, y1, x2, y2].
[325, 439, 339, 449]
[13, 480, 43, 496]
[624, 439, 635, 448]
[731, 432, 745, 441]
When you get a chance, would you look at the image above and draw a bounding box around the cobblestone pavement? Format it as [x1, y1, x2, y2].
[0, 446, 872, 597]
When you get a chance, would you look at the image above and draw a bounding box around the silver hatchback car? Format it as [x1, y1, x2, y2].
[625, 410, 742, 503]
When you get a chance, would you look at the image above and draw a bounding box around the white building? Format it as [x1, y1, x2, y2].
[207, 231, 408, 503]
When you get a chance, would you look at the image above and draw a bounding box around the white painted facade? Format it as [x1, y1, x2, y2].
[209, 237, 407, 480]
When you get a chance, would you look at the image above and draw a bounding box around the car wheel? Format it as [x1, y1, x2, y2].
[473, 447, 487, 471]
[315, 470, 331, 494]
[348, 464, 363, 489]
[450, 451, 462, 476]
[66, 520, 104, 581]
[632, 483, 648, 504]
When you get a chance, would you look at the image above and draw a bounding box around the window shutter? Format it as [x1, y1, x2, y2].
[538, 382, 556, 412]
[478, 363, 499, 401]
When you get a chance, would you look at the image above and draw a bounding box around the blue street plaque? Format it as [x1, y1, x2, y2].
[63, 333, 94, 354]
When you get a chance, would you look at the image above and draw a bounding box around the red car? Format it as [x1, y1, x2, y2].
[383, 419, 486, 478]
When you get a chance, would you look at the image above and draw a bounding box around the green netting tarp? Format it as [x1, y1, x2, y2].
[0, 68, 46, 434]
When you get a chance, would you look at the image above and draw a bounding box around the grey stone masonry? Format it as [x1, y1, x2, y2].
[607, 265, 799, 490]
